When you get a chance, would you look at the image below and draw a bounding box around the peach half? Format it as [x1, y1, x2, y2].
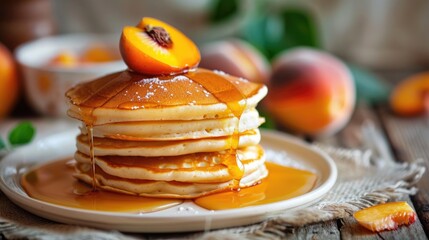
[264, 48, 355, 136]
[199, 39, 270, 84]
[390, 72, 429, 116]
[120, 17, 200, 75]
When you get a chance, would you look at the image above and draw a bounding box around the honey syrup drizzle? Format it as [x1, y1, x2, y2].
[73, 75, 132, 192]
[72, 73, 144, 192]
[186, 69, 246, 189]
[87, 125, 96, 190]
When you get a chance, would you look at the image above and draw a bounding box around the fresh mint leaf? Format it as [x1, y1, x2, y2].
[8, 121, 35, 146]
[258, 109, 276, 129]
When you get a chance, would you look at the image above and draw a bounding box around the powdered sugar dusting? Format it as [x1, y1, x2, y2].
[144, 91, 155, 99]
[172, 75, 190, 82]
[213, 69, 228, 76]
[203, 89, 211, 97]
[132, 76, 195, 100]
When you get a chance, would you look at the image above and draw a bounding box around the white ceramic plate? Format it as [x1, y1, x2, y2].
[0, 129, 337, 233]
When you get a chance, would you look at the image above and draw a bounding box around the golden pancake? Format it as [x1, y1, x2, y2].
[74, 145, 265, 183]
[74, 158, 268, 198]
[78, 109, 263, 140]
[66, 69, 267, 125]
[76, 129, 260, 157]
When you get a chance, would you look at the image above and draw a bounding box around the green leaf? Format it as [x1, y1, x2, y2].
[242, 7, 320, 60]
[241, 15, 272, 58]
[347, 64, 391, 104]
[209, 0, 239, 23]
[8, 121, 36, 146]
[258, 108, 276, 129]
[280, 8, 320, 49]
[0, 138, 5, 150]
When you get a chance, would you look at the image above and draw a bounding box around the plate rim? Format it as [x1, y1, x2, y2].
[0, 129, 337, 232]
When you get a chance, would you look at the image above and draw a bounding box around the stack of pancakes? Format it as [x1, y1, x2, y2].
[66, 68, 268, 198]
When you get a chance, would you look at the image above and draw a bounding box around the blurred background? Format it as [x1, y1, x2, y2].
[1, 0, 428, 136]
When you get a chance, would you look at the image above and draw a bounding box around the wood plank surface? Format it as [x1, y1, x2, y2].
[293, 103, 428, 240]
[378, 107, 429, 237]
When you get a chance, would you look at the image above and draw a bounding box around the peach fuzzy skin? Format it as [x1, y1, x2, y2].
[264, 48, 355, 136]
[120, 17, 200, 75]
[200, 39, 270, 84]
[390, 72, 429, 116]
[354, 202, 416, 232]
[0, 43, 19, 118]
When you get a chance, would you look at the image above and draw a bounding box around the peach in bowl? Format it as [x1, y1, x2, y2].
[15, 34, 127, 117]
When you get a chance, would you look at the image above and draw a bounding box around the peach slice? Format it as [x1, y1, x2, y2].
[390, 72, 429, 116]
[120, 17, 200, 75]
[49, 50, 79, 67]
[81, 45, 118, 63]
[354, 202, 416, 232]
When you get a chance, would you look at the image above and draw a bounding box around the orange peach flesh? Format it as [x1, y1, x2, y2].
[120, 17, 200, 75]
[390, 73, 429, 116]
[81, 46, 117, 63]
[49, 51, 79, 67]
[354, 202, 416, 232]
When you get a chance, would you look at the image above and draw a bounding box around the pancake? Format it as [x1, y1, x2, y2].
[74, 145, 265, 183]
[66, 69, 267, 125]
[79, 109, 264, 140]
[73, 153, 268, 198]
[76, 129, 261, 157]
[66, 68, 268, 198]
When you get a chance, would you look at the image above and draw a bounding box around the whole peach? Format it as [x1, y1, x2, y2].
[264, 48, 355, 136]
[200, 39, 270, 84]
[0, 43, 18, 119]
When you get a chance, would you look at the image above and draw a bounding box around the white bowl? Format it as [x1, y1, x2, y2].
[15, 34, 127, 117]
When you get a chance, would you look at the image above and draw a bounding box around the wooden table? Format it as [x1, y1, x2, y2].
[284, 102, 429, 240]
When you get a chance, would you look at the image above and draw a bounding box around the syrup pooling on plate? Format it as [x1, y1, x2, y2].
[21, 159, 183, 212]
[21, 159, 317, 211]
[194, 162, 318, 210]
